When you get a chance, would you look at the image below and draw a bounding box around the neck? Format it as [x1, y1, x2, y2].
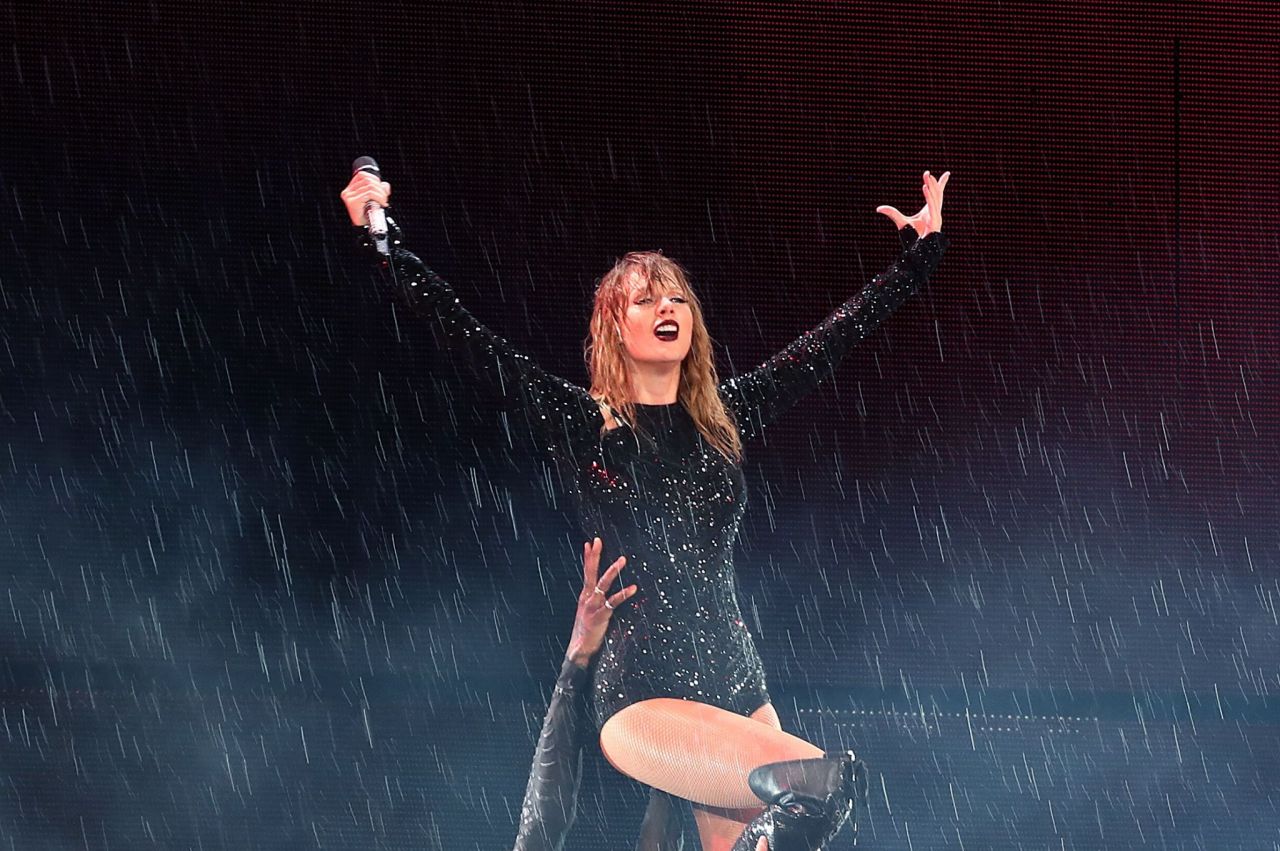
[628, 361, 681, 405]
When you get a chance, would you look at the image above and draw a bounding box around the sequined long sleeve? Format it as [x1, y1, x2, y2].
[513, 657, 591, 851]
[360, 219, 601, 451]
[719, 227, 949, 440]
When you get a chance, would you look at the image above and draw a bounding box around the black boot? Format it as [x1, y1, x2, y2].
[729, 751, 867, 851]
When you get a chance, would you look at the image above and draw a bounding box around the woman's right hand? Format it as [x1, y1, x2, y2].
[566, 538, 636, 668]
[340, 171, 392, 227]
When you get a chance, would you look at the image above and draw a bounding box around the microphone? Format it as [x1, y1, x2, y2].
[352, 156, 389, 255]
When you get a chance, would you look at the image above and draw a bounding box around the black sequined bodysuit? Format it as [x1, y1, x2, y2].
[370, 225, 949, 728]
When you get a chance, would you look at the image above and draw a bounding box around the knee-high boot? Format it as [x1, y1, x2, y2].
[728, 751, 867, 851]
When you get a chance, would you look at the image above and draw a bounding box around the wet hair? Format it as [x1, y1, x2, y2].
[585, 251, 742, 462]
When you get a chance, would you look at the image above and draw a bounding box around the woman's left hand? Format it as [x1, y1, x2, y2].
[876, 170, 950, 238]
[566, 538, 636, 668]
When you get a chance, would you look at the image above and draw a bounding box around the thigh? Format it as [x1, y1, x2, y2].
[691, 701, 778, 844]
[688, 703, 783, 850]
[599, 698, 822, 810]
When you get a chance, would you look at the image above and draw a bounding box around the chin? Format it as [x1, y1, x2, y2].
[627, 345, 690, 365]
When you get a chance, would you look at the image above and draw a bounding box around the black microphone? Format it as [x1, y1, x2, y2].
[352, 156, 389, 255]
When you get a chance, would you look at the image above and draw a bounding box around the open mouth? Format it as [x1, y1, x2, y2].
[653, 321, 680, 342]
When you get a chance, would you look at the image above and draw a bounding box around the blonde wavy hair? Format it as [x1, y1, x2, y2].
[585, 251, 742, 462]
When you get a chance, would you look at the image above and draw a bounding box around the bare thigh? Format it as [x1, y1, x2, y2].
[599, 698, 822, 810]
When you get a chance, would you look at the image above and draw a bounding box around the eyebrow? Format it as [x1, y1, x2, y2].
[634, 287, 686, 299]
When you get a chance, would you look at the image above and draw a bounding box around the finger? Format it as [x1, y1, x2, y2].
[939, 171, 950, 191]
[583, 538, 602, 587]
[757, 838, 769, 851]
[598, 555, 627, 590]
[342, 186, 383, 226]
[606, 585, 638, 611]
[586, 537, 599, 583]
[927, 175, 943, 207]
[347, 173, 378, 196]
[343, 182, 389, 206]
[875, 205, 907, 226]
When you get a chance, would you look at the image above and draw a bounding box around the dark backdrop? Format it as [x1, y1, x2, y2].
[2, 2, 1278, 848]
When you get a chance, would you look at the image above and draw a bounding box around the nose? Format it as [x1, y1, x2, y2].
[657, 296, 676, 314]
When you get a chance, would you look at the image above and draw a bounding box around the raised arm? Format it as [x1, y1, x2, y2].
[720, 171, 951, 440]
[342, 173, 602, 449]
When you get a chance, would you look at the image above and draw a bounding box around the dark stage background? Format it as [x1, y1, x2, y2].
[3, 2, 1279, 848]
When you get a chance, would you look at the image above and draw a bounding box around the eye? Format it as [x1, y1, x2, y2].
[635, 296, 654, 305]
[670, 296, 687, 304]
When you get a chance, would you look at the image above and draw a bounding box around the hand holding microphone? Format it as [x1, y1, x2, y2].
[341, 157, 392, 253]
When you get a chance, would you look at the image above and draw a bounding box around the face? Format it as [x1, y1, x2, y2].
[618, 271, 694, 366]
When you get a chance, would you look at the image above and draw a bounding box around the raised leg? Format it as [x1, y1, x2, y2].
[599, 697, 818, 810]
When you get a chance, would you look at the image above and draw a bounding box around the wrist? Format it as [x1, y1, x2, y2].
[557, 653, 592, 692]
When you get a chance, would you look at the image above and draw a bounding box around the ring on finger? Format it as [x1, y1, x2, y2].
[603, 599, 614, 610]
[592, 586, 605, 595]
